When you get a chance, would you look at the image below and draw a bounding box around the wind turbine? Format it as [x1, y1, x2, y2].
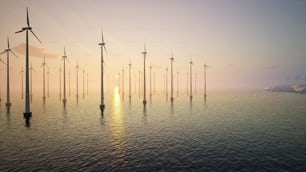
[62, 47, 69, 105]
[16, 7, 42, 119]
[41, 57, 47, 103]
[128, 60, 132, 101]
[189, 60, 193, 101]
[76, 61, 80, 100]
[0, 37, 19, 109]
[29, 63, 35, 103]
[149, 65, 152, 101]
[98, 30, 106, 111]
[203, 64, 208, 99]
[170, 53, 174, 103]
[142, 44, 147, 105]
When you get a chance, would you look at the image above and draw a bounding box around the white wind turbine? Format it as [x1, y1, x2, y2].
[98, 30, 107, 111]
[142, 44, 147, 105]
[41, 57, 47, 103]
[170, 52, 174, 103]
[62, 47, 70, 105]
[0, 37, 19, 109]
[15, 8, 42, 119]
[189, 59, 193, 101]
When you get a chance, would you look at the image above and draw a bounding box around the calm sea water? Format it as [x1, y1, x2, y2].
[1, 90, 306, 171]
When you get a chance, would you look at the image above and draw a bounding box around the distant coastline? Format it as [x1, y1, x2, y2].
[265, 84, 306, 94]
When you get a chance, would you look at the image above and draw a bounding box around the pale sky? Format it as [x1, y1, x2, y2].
[1, 0, 306, 95]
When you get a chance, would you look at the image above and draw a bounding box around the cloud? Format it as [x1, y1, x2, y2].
[12, 43, 60, 59]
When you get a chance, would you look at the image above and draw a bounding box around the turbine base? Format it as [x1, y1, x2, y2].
[23, 112, 32, 119]
[143, 100, 147, 105]
[5, 102, 11, 108]
[100, 104, 105, 111]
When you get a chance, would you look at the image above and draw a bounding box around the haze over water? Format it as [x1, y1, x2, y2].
[1, 0, 306, 171]
[1, 90, 306, 171]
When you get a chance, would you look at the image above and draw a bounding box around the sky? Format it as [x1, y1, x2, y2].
[0, 0, 306, 96]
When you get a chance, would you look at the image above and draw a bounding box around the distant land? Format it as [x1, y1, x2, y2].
[265, 85, 306, 94]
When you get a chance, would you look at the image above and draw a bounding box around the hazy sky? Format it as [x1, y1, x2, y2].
[1, 0, 306, 94]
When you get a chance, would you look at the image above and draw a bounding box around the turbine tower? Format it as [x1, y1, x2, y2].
[62, 47, 69, 105]
[142, 44, 147, 105]
[98, 30, 106, 111]
[189, 60, 193, 101]
[69, 68, 71, 97]
[0, 37, 19, 109]
[76, 61, 80, 100]
[16, 8, 42, 119]
[128, 60, 132, 101]
[170, 53, 174, 103]
[41, 57, 47, 103]
[29, 63, 35, 103]
[203, 64, 208, 99]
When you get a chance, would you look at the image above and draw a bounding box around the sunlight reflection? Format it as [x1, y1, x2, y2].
[110, 86, 125, 157]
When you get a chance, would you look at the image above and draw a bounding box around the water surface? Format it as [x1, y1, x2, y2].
[1, 90, 306, 171]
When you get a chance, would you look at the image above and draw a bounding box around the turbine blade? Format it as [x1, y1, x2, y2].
[101, 29, 104, 43]
[15, 30, 24, 34]
[10, 50, 19, 58]
[103, 45, 107, 53]
[30, 30, 42, 44]
[64, 47, 66, 56]
[66, 57, 70, 63]
[0, 50, 6, 55]
[27, 7, 30, 27]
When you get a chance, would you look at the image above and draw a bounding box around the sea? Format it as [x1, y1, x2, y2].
[1, 89, 306, 171]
